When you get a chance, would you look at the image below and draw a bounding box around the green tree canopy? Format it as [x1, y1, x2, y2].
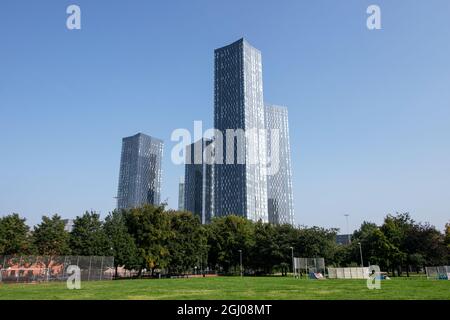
[446, 223, 450, 264]
[445, 223, 450, 245]
[0, 213, 31, 255]
[351, 226, 399, 270]
[294, 226, 339, 262]
[167, 211, 207, 275]
[32, 214, 70, 256]
[123, 205, 171, 275]
[69, 211, 109, 256]
[206, 215, 254, 273]
[404, 222, 447, 268]
[104, 210, 140, 274]
[248, 222, 281, 274]
[380, 213, 413, 275]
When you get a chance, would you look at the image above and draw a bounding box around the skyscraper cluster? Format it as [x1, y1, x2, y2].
[117, 38, 294, 226]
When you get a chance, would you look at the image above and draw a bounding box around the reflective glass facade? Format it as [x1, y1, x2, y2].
[117, 133, 163, 209]
[214, 38, 268, 222]
[265, 105, 295, 225]
[184, 139, 213, 224]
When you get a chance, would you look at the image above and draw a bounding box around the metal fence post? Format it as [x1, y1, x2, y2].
[100, 256, 104, 281]
[305, 260, 308, 280]
[45, 256, 50, 282]
[88, 256, 92, 281]
[17, 256, 22, 283]
[62, 256, 67, 280]
[0, 256, 3, 283]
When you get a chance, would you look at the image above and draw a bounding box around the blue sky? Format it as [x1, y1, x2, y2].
[0, 0, 449, 232]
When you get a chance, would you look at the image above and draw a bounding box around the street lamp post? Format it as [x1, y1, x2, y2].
[358, 242, 364, 267]
[291, 247, 295, 277]
[238, 250, 243, 277]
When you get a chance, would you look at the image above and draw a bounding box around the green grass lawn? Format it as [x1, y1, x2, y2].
[1, 276, 449, 300]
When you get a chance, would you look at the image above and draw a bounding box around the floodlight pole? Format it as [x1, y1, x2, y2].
[358, 242, 364, 267]
[238, 250, 243, 277]
[290, 247, 294, 278]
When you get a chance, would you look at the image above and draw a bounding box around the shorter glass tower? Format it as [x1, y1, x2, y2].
[184, 138, 214, 224]
[265, 105, 295, 225]
[117, 133, 163, 210]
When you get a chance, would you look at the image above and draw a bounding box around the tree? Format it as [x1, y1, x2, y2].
[445, 223, 450, 264]
[379, 213, 447, 276]
[445, 223, 450, 247]
[380, 213, 412, 276]
[167, 211, 207, 275]
[32, 214, 70, 256]
[351, 226, 399, 271]
[0, 213, 31, 255]
[69, 211, 109, 256]
[294, 226, 339, 263]
[206, 215, 254, 274]
[248, 221, 279, 274]
[124, 205, 171, 276]
[104, 210, 139, 277]
[273, 224, 299, 275]
[404, 222, 447, 272]
[352, 221, 379, 241]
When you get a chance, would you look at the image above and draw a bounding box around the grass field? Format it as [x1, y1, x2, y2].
[1, 276, 449, 300]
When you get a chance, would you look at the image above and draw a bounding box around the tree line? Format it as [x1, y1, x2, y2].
[0, 206, 449, 277]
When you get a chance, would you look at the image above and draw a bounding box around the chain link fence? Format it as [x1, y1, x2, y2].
[0, 255, 114, 283]
[293, 257, 326, 277]
[425, 266, 450, 280]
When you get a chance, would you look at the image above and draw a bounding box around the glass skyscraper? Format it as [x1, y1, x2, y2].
[265, 105, 295, 225]
[116, 133, 163, 210]
[184, 139, 214, 224]
[214, 38, 268, 222]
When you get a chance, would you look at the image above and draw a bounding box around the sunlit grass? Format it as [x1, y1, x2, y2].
[0, 276, 449, 300]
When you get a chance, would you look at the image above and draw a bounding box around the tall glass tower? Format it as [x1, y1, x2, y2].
[184, 139, 214, 224]
[265, 105, 295, 225]
[214, 38, 268, 222]
[117, 133, 163, 210]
